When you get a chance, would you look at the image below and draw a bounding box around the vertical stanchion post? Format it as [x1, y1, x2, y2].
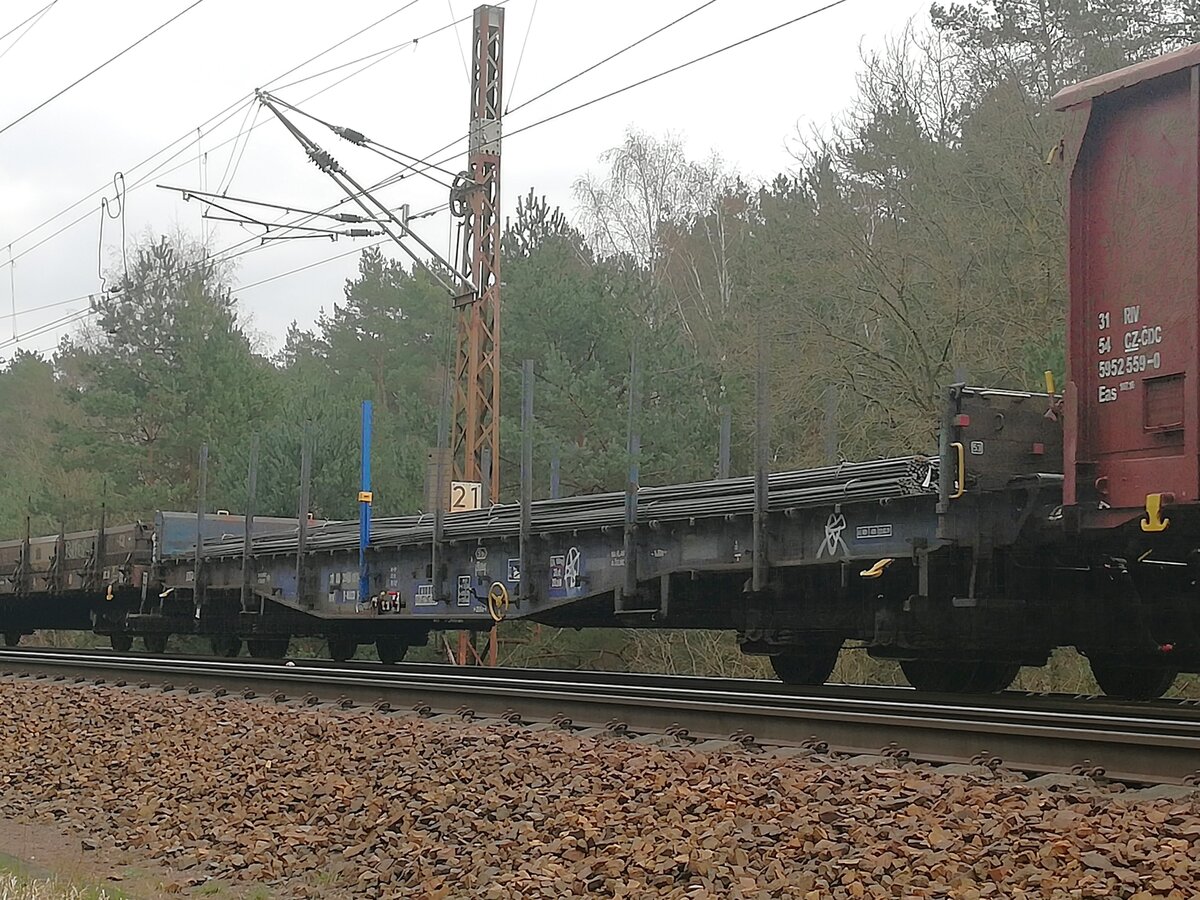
[519, 359, 534, 603]
[822, 385, 838, 465]
[432, 377, 457, 661]
[753, 315, 770, 593]
[53, 520, 65, 594]
[620, 341, 641, 607]
[718, 405, 732, 480]
[483, 436, 496, 660]
[194, 443, 208, 615]
[937, 383, 962, 517]
[433, 377, 450, 598]
[95, 503, 106, 596]
[434, 381, 451, 561]
[296, 423, 313, 608]
[480, 448, 492, 508]
[241, 436, 259, 613]
[358, 400, 373, 602]
[16, 513, 30, 596]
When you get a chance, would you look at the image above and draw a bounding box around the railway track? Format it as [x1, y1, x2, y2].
[3, 648, 1200, 787]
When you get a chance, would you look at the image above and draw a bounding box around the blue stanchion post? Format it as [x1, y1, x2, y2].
[358, 400, 373, 602]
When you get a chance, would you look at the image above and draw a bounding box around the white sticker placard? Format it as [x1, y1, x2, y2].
[450, 481, 482, 513]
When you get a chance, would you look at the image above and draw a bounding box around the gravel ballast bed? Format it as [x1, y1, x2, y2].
[0, 679, 1198, 898]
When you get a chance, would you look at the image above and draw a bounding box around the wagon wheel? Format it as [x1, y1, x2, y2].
[900, 659, 972, 692]
[1088, 655, 1177, 700]
[210, 634, 242, 658]
[110, 633, 133, 653]
[143, 633, 168, 654]
[376, 636, 408, 665]
[327, 637, 357, 662]
[964, 662, 1020, 693]
[901, 659, 1019, 694]
[769, 638, 842, 686]
[249, 638, 290, 659]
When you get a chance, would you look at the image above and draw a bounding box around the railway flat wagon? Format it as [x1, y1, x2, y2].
[0, 520, 153, 643]
[6, 47, 1200, 700]
[0, 512, 297, 651]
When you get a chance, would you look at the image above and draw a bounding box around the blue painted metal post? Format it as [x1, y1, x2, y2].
[358, 400, 373, 602]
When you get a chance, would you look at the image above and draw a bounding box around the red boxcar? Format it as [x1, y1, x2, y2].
[1055, 46, 1200, 523]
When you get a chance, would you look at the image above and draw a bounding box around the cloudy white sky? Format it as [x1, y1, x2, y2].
[0, 0, 928, 362]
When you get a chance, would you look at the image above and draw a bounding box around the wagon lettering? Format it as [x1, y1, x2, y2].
[1124, 325, 1162, 352]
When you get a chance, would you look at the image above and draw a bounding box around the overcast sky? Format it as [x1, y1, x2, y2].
[0, 0, 928, 362]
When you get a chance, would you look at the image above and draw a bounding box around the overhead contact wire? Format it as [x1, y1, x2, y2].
[506, 0, 720, 116]
[0, 0, 58, 63]
[9, 198, 449, 346]
[270, 0, 510, 93]
[0, 0, 211, 138]
[11, 0, 853, 338]
[409, 0, 856, 182]
[0, 0, 438, 277]
[0, 1, 56, 45]
[5, 7, 455, 279]
[504, 0, 538, 113]
[32, 0, 850, 333]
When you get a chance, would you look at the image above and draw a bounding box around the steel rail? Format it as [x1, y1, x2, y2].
[2, 650, 1198, 786]
[259, 658, 1200, 723]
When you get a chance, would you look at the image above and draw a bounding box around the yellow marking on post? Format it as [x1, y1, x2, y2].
[1141, 493, 1170, 533]
[1044, 370, 1055, 394]
[357, 491, 373, 504]
[950, 442, 966, 499]
[860, 558, 894, 579]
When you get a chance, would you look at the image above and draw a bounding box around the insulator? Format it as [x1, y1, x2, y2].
[306, 148, 341, 173]
[333, 126, 367, 145]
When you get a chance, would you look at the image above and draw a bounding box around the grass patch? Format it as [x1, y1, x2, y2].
[0, 854, 128, 900]
[0, 872, 121, 899]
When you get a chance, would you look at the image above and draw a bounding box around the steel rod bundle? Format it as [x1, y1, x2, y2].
[194, 456, 937, 561]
